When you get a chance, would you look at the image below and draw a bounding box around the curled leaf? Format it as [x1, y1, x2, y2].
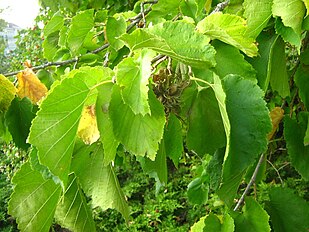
[17, 68, 48, 104]
[77, 105, 100, 145]
[268, 107, 284, 140]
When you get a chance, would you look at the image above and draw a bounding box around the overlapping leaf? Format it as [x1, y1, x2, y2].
[106, 16, 126, 51]
[109, 85, 165, 160]
[28, 67, 113, 186]
[218, 75, 271, 206]
[96, 83, 119, 165]
[295, 65, 309, 110]
[44, 12, 64, 37]
[71, 143, 129, 222]
[272, 0, 306, 35]
[116, 49, 155, 115]
[120, 21, 216, 68]
[196, 12, 258, 57]
[266, 187, 309, 232]
[284, 113, 309, 180]
[243, 0, 272, 38]
[203, 213, 235, 231]
[67, 9, 94, 56]
[8, 162, 61, 232]
[55, 174, 96, 232]
[234, 197, 270, 232]
[0, 74, 16, 112]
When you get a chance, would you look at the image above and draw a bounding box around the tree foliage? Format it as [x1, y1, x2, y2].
[1, 0, 309, 231]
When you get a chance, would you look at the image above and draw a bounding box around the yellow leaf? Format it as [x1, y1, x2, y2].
[268, 107, 284, 140]
[17, 68, 48, 104]
[0, 74, 17, 112]
[77, 105, 100, 145]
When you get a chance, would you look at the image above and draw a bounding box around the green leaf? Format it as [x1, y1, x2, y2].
[196, 12, 258, 57]
[71, 143, 129, 222]
[109, 85, 165, 160]
[266, 187, 309, 232]
[284, 113, 309, 180]
[187, 87, 226, 156]
[0, 74, 16, 113]
[234, 197, 270, 232]
[106, 16, 126, 51]
[44, 12, 64, 37]
[206, 147, 224, 190]
[96, 82, 119, 165]
[146, 0, 181, 21]
[268, 35, 290, 98]
[295, 65, 309, 110]
[213, 40, 256, 81]
[8, 162, 61, 232]
[203, 213, 235, 232]
[116, 49, 155, 115]
[28, 67, 112, 186]
[55, 174, 96, 232]
[164, 113, 183, 167]
[243, 0, 272, 38]
[67, 9, 94, 56]
[272, 0, 306, 35]
[190, 215, 206, 232]
[218, 75, 272, 206]
[275, 18, 302, 51]
[139, 139, 168, 186]
[187, 173, 209, 205]
[43, 31, 60, 61]
[5, 97, 37, 150]
[120, 21, 216, 68]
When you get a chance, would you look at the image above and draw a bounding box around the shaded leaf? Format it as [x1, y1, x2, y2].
[5, 98, 37, 150]
[187, 172, 209, 205]
[187, 87, 226, 156]
[55, 174, 96, 232]
[266, 187, 309, 232]
[218, 75, 272, 206]
[164, 113, 183, 167]
[268, 107, 284, 140]
[67, 9, 94, 56]
[203, 213, 235, 232]
[71, 143, 129, 222]
[243, 0, 272, 38]
[110, 85, 165, 160]
[197, 12, 258, 57]
[234, 197, 270, 232]
[295, 65, 309, 110]
[213, 40, 256, 81]
[284, 113, 309, 180]
[116, 49, 155, 115]
[17, 68, 48, 104]
[43, 31, 60, 61]
[0, 74, 16, 112]
[120, 21, 216, 68]
[28, 67, 112, 186]
[8, 162, 61, 232]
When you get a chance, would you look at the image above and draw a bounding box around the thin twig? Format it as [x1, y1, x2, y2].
[210, 0, 230, 14]
[267, 159, 284, 185]
[3, 0, 159, 77]
[233, 153, 265, 211]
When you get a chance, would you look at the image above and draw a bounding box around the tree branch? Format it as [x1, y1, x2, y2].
[210, 0, 230, 14]
[3, 1, 158, 77]
[233, 153, 265, 211]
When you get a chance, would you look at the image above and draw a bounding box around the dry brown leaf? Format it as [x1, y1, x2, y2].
[77, 105, 100, 145]
[17, 68, 48, 104]
[268, 107, 284, 140]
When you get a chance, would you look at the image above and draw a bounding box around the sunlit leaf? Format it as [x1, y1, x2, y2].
[106, 16, 126, 51]
[203, 213, 235, 232]
[110, 85, 165, 160]
[8, 162, 61, 232]
[77, 105, 100, 145]
[17, 68, 48, 104]
[0, 74, 16, 112]
[28, 67, 113, 186]
[197, 12, 258, 57]
[44, 11, 64, 37]
[120, 21, 216, 68]
[55, 174, 96, 232]
[71, 143, 129, 222]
